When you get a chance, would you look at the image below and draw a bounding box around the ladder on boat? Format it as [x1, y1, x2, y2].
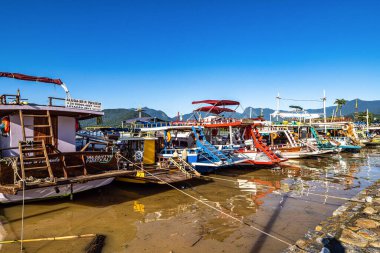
[310, 127, 334, 150]
[250, 126, 281, 163]
[18, 140, 54, 181]
[60, 153, 87, 179]
[299, 140, 319, 152]
[19, 110, 55, 146]
[191, 126, 232, 164]
[168, 157, 200, 177]
[284, 130, 297, 147]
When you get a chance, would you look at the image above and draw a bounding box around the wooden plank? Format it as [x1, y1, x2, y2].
[24, 125, 50, 128]
[23, 156, 46, 161]
[26, 135, 53, 139]
[65, 165, 83, 169]
[24, 166, 49, 171]
[47, 110, 55, 146]
[61, 155, 68, 179]
[42, 139, 54, 180]
[23, 114, 48, 118]
[18, 142, 25, 180]
[21, 148, 44, 152]
[81, 154, 87, 176]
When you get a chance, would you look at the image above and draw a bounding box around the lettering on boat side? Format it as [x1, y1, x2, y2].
[85, 155, 113, 163]
[18, 157, 61, 166]
[65, 98, 102, 111]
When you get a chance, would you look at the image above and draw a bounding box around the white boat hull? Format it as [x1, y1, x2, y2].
[0, 178, 114, 204]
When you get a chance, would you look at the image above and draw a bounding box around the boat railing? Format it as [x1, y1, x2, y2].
[77, 130, 105, 138]
[0, 94, 28, 105]
[48, 96, 66, 107]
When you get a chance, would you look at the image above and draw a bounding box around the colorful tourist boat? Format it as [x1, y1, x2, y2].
[184, 100, 285, 166]
[258, 126, 335, 159]
[0, 72, 137, 203]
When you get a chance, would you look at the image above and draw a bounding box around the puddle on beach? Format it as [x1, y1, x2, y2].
[1, 147, 380, 253]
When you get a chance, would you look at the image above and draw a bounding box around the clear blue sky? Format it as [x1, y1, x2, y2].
[1, 0, 379, 116]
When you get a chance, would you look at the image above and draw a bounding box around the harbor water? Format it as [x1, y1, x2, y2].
[1, 147, 380, 253]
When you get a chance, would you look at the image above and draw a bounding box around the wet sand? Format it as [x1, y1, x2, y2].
[1, 147, 379, 253]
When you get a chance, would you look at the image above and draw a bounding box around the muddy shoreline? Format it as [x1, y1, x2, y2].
[1, 150, 380, 253]
[284, 179, 380, 253]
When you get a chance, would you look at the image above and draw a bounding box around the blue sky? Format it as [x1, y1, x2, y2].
[1, 0, 379, 116]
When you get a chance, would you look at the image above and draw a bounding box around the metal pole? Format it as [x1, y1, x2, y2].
[229, 125, 233, 145]
[323, 90, 327, 133]
[366, 109, 369, 133]
[276, 93, 280, 121]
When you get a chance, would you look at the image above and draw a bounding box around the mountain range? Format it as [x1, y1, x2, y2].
[81, 99, 380, 127]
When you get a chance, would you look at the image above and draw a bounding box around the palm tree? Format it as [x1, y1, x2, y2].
[334, 99, 347, 118]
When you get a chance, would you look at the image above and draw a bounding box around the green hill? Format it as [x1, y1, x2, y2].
[80, 99, 380, 128]
[80, 108, 150, 128]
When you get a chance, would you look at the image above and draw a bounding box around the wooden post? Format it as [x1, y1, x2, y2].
[18, 142, 25, 180]
[19, 110, 26, 141]
[81, 154, 87, 176]
[42, 139, 54, 180]
[46, 110, 55, 146]
[61, 155, 68, 179]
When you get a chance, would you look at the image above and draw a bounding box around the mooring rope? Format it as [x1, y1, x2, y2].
[116, 154, 293, 247]
[200, 174, 240, 183]
[20, 179, 25, 252]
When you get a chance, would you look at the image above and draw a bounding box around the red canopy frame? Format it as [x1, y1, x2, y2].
[0, 72, 63, 85]
[195, 106, 236, 115]
[0, 72, 71, 98]
[192, 100, 240, 106]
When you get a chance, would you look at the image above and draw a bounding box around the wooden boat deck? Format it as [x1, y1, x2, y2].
[119, 168, 197, 184]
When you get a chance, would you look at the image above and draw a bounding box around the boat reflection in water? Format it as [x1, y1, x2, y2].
[1, 146, 379, 252]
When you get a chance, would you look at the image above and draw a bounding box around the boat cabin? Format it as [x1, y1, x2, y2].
[0, 73, 138, 202]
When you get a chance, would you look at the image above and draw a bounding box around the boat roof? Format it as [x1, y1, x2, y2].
[1, 72, 103, 120]
[192, 100, 240, 106]
[0, 104, 103, 120]
[139, 125, 199, 132]
[194, 106, 236, 114]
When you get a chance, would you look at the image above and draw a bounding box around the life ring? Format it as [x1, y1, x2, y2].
[342, 125, 349, 131]
[270, 132, 278, 140]
[134, 151, 143, 161]
[1, 117, 10, 134]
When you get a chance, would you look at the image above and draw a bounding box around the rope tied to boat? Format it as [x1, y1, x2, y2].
[20, 179, 25, 253]
[115, 153, 293, 247]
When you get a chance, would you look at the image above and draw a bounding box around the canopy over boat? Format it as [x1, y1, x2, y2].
[195, 106, 236, 114]
[192, 100, 240, 106]
[271, 111, 321, 119]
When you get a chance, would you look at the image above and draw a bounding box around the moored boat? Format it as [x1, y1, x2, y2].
[0, 72, 137, 203]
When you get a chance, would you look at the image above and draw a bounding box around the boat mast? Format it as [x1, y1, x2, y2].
[322, 90, 327, 133]
[366, 108, 369, 134]
[276, 92, 281, 121]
